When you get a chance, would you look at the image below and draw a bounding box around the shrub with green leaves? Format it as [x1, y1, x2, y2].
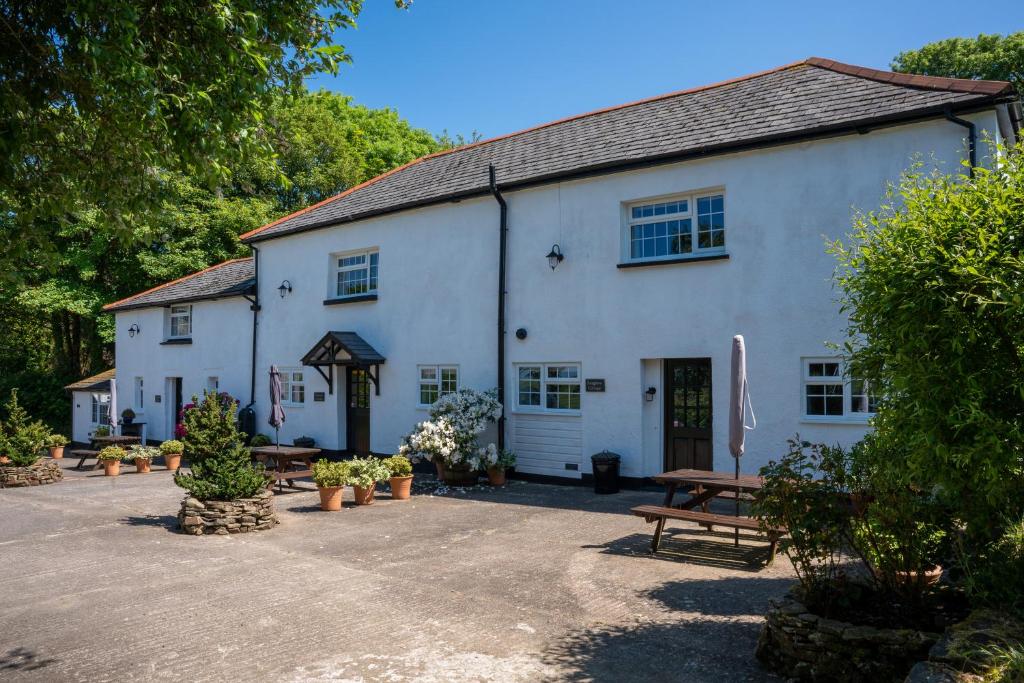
[97, 446, 127, 461]
[968, 516, 1024, 617]
[93, 426, 110, 437]
[383, 455, 413, 478]
[249, 434, 272, 447]
[0, 389, 50, 466]
[159, 440, 183, 456]
[347, 456, 389, 488]
[312, 459, 351, 488]
[45, 433, 68, 447]
[128, 445, 159, 461]
[173, 391, 266, 501]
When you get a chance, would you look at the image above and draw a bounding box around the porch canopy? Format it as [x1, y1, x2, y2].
[300, 331, 385, 395]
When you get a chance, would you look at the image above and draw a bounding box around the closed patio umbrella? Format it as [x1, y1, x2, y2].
[108, 377, 119, 436]
[728, 335, 756, 545]
[268, 366, 286, 448]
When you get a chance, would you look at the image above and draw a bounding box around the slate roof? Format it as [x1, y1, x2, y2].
[65, 368, 115, 392]
[241, 57, 1016, 244]
[301, 331, 387, 366]
[103, 258, 254, 312]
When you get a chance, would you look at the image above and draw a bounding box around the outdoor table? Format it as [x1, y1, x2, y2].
[79, 434, 142, 470]
[631, 468, 785, 564]
[250, 445, 321, 492]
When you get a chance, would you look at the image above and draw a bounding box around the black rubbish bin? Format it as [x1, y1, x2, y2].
[591, 451, 621, 494]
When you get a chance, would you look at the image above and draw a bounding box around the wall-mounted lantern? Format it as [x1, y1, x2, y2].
[278, 280, 293, 298]
[128, 323, 141, 338]
[645, 386, 657, 402]
[546, 244, 564, 270]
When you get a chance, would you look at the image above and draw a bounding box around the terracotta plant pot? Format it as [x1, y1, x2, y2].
[102, 460, 121, 476]
[390, 475, 413, 500]
[895, 565, 943, 589]
[353, 483, 376, 505]
[442, 464, 479, 487]
[134, 458, 151, 474]
[164, 453, 182, 470]
[318, 485, 344, 511]
[49, 446, 65, 459]
[487, 466, 507, 486]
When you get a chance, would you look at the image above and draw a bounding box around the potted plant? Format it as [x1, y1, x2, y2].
[383, 455, 414, 500]
[160, 439, 183, 470]
[97, 446, 126, 476]
[483, 447, 515, 486]
[312, 459, 351, 511]
[129, 445, 158, 474]
[121, 408, 135, 426]
[249, 433, 271, 447]
[93, 425, 110, 438]
[348, 456, 389, 505]
[293, 435, 315, 448]
[46, 433, 69, 459]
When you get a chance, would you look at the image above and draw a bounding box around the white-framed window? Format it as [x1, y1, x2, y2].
[417, 365, 459, 406]
[333, 249, 379, 298]
[167, 305, 192, 338]
[91, 393, 110, 425]
[625, 192, 725, 263]
[516, 363, 582, 412]
[133, 377, 144, 412]
[802, 358, 877, 422]
[279, 368, 305, 406]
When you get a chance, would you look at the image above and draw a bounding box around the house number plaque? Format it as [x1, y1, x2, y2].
[585, 379, 605, 392]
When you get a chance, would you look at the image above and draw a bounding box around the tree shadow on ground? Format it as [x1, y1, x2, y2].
[120, 514, 180, 533]
[542, 617, 780, 682]
[588, 526, 786, 573]
[0, 647, 59, 673]
[640, 576, 793, 618]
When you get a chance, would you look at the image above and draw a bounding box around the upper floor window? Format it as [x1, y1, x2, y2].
[279, 368, 305, 406]
[626, 192, 725, 263]
[167, 305, 191, 339]
[802, 358, 876, 421]
[334, 250, 379, 298]
[516, 363, 581, 412]
[418, 365, 459, 406]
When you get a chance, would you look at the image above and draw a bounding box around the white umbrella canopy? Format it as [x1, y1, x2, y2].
[728, 335, 756, 545]
[268, 366, 286, 448]
[108, 378, 119, 435]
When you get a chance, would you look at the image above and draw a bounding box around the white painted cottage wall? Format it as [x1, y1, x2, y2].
[70, 390, 106, 443]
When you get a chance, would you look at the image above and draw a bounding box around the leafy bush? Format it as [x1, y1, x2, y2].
[97, 446, 127, 461]
[479, 447, 516, 470]
[347, 457, 389, 488]
[128, 445, 159, 461]
[173, 391, 266, 501]
[45, 433, 68, 447]
[383, 455, 412, 478]
[121, 408, 135, 420]
[159, 440, 183, 455]
[967, 517, 1024, 617]
[249, 434, 271, 447]
[311, 459, 351, 488]
[398, 388, 501, 468]
[93, 425, 110, 437]
[0, 389, 49, 466]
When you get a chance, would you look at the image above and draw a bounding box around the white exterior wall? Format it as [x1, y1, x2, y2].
[70, 390, 108, 443]
[113, 298, 253, 442]
[111, 109, 1004, 478]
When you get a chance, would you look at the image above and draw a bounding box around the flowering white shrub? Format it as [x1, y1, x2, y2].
[398, 388, 502, 469]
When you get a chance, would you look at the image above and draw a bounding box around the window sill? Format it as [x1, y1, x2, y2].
[510, 409, 582, 418]
[799, 416, 873, 426]
[160, 338, 192, 345]
[323, 294, 378, 306]
[617, 253, 729, 269]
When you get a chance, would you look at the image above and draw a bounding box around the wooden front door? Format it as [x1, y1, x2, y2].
[664, 358, 713, 471]
[346, 367, 371, 455]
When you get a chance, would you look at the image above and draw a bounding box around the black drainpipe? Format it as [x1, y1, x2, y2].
[944, 108, 977, 177]
[245, 246, 260, 408]
[489, 165, 508, 452]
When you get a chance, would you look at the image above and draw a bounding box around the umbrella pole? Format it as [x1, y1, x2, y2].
[735, 458, 740, 547]
[275, 427, 280, 449]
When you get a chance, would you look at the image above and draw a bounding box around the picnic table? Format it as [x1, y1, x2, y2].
[250, 445, 321, 492]
[631, 468, 785, 565]
[74, 434, 142, 470]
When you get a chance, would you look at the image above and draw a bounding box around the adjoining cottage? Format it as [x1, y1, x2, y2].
[65, 368, 116, 444]
[101, 58, 1022, 482]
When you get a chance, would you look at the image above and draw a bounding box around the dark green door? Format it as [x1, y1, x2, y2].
[346, 367, 371, 455]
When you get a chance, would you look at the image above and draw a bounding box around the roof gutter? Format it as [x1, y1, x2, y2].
[489, 165, 508, 453]
[944, 107, 977, 176]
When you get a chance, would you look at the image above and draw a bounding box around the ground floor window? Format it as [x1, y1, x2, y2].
[279, 368, 305, 406]
[91, 393, 110, 425]
[802, 358, 875, 421]
[418, 365, 458, 406]
[516, 363, 581, 412]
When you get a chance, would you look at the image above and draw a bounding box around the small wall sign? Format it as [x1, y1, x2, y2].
[154, 395, 162, 403]
[313, 392, 326, 402]
[585, 379, 606, 392]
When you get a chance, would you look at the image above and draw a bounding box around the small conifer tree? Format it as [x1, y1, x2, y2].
[0, 389, 49, 467]
[173, 391, 266, 500]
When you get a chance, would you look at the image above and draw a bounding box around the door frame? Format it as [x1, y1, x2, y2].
[662, 357, 713, 471]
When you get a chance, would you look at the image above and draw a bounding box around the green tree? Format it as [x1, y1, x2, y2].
[0, 389, 50, 466]
[0, 0, 407, 276]
[892, 32, 1024, 88]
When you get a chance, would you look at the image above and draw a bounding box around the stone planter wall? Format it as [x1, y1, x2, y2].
[757, 590, 940, 682]
[0, 461, 63, 488]
[178, 490, 278, 535]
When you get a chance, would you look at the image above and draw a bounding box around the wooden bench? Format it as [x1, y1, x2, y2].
[631, 504, 785, 565]
[70, 449, 100, 470]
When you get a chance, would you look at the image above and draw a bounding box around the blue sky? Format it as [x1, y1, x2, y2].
[310, 1, 1024, 139]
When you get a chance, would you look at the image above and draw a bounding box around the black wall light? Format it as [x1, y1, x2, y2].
[128, 323, 141, 338]
[546, 244, 564, 270]
[645, 386, 657, 402]
[278, 280, 292, 298]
